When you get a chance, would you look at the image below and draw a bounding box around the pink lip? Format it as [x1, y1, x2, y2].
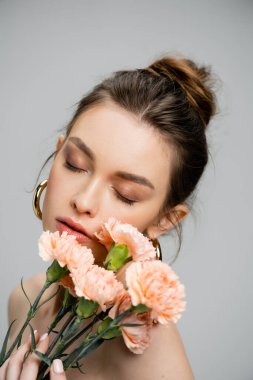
[56, 218, 93, 244]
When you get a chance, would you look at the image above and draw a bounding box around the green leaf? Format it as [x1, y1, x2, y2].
[36, 285, 61, 311]
[76, 298, 98, 319]
[119, 322, 145, 327]
[22, 350, 30, 364]
[97, 317, 112, 332]
[58, 317, 83, 346]
[62, 288, 76, 308]
[131, 304, 149, 313]
[28, 324, 36, 350]
[101, 327, 122, 339]
[62, 341, 86, 368]
[0, 319, 17, 365]
[104, 243, 130, 271]
[34, 350, 52, 366]
[65, 338, 104, 367]
[47, 303, 73, 335]
[17, 334, 23, 349]
[72, 360, 85, 373]
[97, 318, 122, 339]
[77, 338, 104, 359]
[84, 333, 98, 343]
[46, 260, 69, 283]
[20, 277, 32, 308]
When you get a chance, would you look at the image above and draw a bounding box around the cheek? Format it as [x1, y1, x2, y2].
[116, 185, 168, 234]
[113, 201, 161, 235]
[42, 164, 67, 224]
[45, 166, 61, 202]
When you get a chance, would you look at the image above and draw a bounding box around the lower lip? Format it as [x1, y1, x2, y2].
[56, 220, 92, 244]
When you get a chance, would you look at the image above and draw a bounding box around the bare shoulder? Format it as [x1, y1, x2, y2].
[8, 273, 44, 320]
[104, 322, 195, 380]
[149, 322, 195, 379]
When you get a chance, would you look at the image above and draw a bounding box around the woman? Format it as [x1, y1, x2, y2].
[1, 54, 217, 379]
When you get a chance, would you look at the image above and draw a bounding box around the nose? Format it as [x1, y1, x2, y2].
[70, 177, 101, 218]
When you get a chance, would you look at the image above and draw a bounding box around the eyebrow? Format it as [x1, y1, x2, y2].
[69, 136, 95, 162]
[68, 136, 155, 190]
[114, 171, 155, 190]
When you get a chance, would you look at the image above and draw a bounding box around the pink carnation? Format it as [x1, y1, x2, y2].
[71, 264, 124, 311]
[94, 217, 156, 261]
[38, 230, 94, 272]
[109, 290, 152, 354]
[126, 261, 186, 324]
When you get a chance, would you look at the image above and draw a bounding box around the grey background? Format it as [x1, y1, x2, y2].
[0, 1, 252, 379]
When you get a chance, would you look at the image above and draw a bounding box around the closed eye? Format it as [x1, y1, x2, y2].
[113, 188, 137, 206]
[63, 160, 88, 173]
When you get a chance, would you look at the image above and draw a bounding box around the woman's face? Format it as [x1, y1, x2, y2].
[42, 102, 173, 264]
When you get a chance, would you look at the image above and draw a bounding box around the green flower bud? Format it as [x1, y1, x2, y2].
[131, 304, 149, 313]
[98, 317, 122, 339]
[104, 243, 131, 271]
[62, 288, 76, 308]
[46, 260, 69, 283]
[76, 297, 98, 319]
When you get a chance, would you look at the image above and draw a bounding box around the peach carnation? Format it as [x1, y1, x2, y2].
[71, 264, 124, 311]
[121, 311, 152, 354]
[38, 230, 94, 272]
[64, 244, 95, 272]
[126, 261, 186, 324]
[94, 217, 156, 261]
[109, 290, 152, 354]
[58, 274, 77, 297]
[108, 289, 132, 320]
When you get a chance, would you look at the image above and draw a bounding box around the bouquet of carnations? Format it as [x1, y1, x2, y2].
[0, 217, 186, 379]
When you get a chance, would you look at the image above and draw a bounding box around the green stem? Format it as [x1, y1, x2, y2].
[48, 313, 75, 356]
[53, 310, 105, 358]
[37, 313, 75, 380]
[47, 288, 77, 336]
[4, 280, 52, 362]
[38, 311, 106, 379]
[47, 305, 72, 335]
[63, 310, 130, 370]
[52, 317, 81, 355]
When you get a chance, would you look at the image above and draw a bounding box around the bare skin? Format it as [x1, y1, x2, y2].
[3, 101, 195, 379]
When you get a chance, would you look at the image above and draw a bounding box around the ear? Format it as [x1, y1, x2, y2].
[146, 204, 189, 239]
[56, 134, 66, 151]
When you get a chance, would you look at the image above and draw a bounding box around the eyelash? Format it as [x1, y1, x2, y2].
[114, 190, 136, 206]
[63, 160, 136, 206]
[64, 161, 86, 173]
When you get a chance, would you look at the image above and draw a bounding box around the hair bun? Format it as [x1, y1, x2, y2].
[146, 55, 217, 127]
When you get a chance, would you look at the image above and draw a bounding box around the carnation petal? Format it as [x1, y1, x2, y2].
[121, 312, 152, 354]
[71, 264, 124, 311]
[126, 261, 186, 324]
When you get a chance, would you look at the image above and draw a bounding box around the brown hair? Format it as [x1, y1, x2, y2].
[34, 54, 218, 263]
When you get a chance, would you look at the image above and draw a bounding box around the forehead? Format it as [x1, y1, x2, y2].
[69, 103, 172, 190]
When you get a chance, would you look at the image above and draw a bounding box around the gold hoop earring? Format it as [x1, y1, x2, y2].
[32, 179, 48, 220]
[151, 238, 162, 261]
